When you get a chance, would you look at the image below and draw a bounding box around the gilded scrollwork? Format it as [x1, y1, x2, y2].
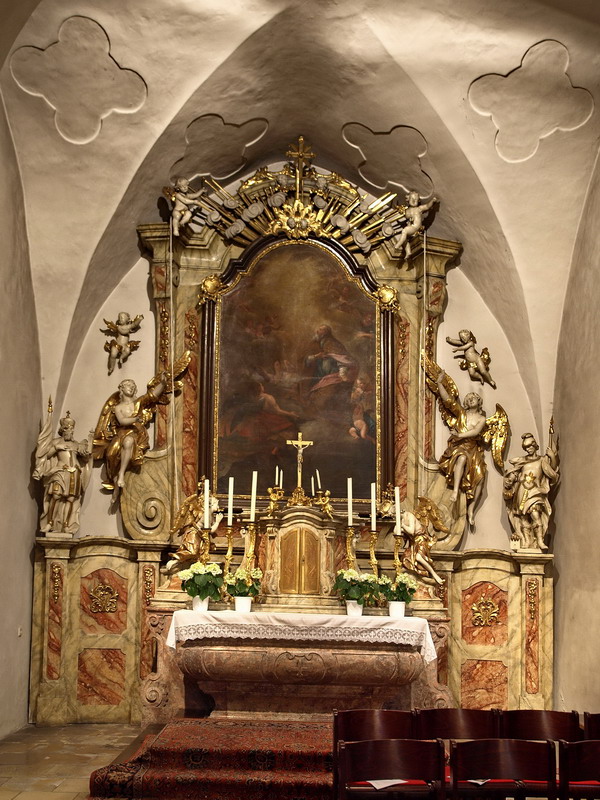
[51, 563, 62, 604]
[527, 579, 537, 620]
[471, 596, 500, 627]
[90, 584, 119, 613]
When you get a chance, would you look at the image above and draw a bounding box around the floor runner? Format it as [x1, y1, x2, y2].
[90, 716, 333, 800]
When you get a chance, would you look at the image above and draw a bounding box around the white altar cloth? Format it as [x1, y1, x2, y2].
[166, 609, 437, 663]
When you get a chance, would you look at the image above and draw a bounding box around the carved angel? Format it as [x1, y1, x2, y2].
[166, 483, 223, 571]
[422, 353, 510, 525]
[101, 312, 144, 375]
[93, 351, 191, 495]
[163, 177, 204, 236]
[401, 497, 450, 585]
[446, 329, 496, 389]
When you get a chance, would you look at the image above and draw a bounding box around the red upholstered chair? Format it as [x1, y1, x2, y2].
[583, 712, 600, 739]
[500, 709, 582, 741]
[337, 738, 446, 800]
[333, 709, 416, 797]
[449, 738, 557, 800]
[559, 739, 600, 800]
[416, 708, 500, 740]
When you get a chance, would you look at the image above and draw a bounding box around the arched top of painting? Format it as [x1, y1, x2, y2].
[220, 234, 380, 299]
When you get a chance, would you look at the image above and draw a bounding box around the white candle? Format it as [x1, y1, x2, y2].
[227, 476, 234, 526]
[370, 482, 377, 531]
[279, 469, 284, 489]
[203, 478, 210, 529]
[275, 465, 279, 486]
[347, 477, 353, 525]
[311, 476, 315, 496]
[316, 469, 321, 490]
[394, 485, 401, 535]
[250, 471, 258, 522]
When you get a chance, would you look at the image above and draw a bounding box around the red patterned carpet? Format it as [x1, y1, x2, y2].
[90, 716, 333, 800]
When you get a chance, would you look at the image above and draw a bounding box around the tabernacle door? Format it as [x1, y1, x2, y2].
[279, 526, 320, 595]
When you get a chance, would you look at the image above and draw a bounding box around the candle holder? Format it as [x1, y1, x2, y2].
[199, 527, 212, 564]
[266, 486, 285, 515]
[393, 527, 403, 577]
[369, 528, 379, 577]
[345, 525, 357, 571]
[223, 526, 234, 576]
[243, 521, 257, 571]
[287, 486, 312, 507]
[314, 489, 334, 520]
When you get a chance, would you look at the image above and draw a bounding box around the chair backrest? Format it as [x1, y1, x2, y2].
[338, 738, 445, 800]
[450, 739, 556, 799]
[334, 709, 416, 754]
[583, 712, 600, 739]
[501, 709, 582, 741]
[559, 739, 600, 788]
[416, 708, 500, 739]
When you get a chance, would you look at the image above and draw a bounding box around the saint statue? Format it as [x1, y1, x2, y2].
[422, 352, 510, 525]
[93, 352, 190, 493]
[33, 405, 93, 535]
[503, 422, 559, 550]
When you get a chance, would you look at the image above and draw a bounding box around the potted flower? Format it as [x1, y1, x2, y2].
[379, 572, 418, 617]
[178, 561, 224, 611]
[224, 566, 263, 612]
[333, 569, 382, 616]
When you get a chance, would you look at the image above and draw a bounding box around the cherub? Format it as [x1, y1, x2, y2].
[422, 352, 510, 526]
[266, 486, 284, 516]
[395, 191, 437, 258]
[163, 177, 204, 236]
[446, 329, 496, 389]
[314, 489, 334, 520]
[101, 311, 144, 375]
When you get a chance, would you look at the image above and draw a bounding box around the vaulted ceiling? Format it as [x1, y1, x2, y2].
[2, 0, 599, 429]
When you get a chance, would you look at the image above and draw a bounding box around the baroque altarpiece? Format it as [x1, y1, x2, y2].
[29, 140, 554, 725]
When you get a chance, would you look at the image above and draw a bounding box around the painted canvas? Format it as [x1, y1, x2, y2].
[215, 240, 378, 499]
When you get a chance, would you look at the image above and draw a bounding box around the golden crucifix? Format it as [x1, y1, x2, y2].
[286, 136, 315, 203]
[286, 431, 313, 490]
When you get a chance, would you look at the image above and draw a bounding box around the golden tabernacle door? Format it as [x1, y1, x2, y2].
[279, 526, 320, 594]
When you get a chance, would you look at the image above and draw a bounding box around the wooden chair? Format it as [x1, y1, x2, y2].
[333, 709, 416, 797]
[416, 708, 500, 739]
[559, 739, 600, 800]
[583, 712, 600, 739]
[449, 738, 557, 800]
[500, 709, 582, 741]
[337, 738, 446, 800]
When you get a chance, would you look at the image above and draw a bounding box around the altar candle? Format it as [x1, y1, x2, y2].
[311, 476, 315, 496]
[370, 482, 377, 531]
[316, 469, 321, 490]
[227, 477, 234, 526]
[203, 478, 210, 529]
[347, 477, 353, 525]
[250, 471, 258, 522]
[279, 469, 284, 489]
[275, 466, 279, 486]
[394, 485, 401, 534]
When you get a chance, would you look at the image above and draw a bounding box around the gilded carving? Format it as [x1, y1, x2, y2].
[51, 562, 62, 604]
[90, 584, 119, 613]
[471, 596, 500, 627]
[158, 306, 170, 367]
[184, 309, 199, 349]
[527, 579, 537, 620]
[143, 566, 154, 606]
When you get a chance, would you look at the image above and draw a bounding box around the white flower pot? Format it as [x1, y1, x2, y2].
[192, 596, 209, 612]
[388, 600, 406, 618]
[234, 596, 253, 612]
[345, 600, 363, 617]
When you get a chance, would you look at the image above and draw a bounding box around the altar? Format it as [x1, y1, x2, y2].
[165, 609, 442, 717]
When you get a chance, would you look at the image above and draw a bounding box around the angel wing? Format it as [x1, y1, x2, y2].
[148, 350, 193, 404]
[92, 391, 120, 458]
[482, 403, 511, 470]
[100, 319, 118, 336]
[481, 347, 491, 369]
[416, 496, 451, 536]
[170, 491, 200, 538]
[421, 351, 461, 430]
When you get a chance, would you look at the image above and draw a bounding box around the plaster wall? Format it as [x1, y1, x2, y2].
[0, 94, 41, 737]
[553, 150, 600, 712]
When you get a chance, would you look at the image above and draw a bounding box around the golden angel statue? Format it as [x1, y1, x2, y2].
[422, 352, 510, 525]
[445, 329, 496, 389]
[503, 421, 559, 550]
[93, 352, 191, 494]
[166, 482, 223, 571]
[101, 311, 144, 375]
[400, 497, 449, 585]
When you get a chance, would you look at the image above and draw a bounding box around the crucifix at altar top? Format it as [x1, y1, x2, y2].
[286, 136, 315, 204]
[286, 431, 314, 507]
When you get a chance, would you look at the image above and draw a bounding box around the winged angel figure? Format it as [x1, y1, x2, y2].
[93, 351, 191, 495]
[422, 353, 510, 525]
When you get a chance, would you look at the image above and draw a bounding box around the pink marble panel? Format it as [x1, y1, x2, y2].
[394, 316, 410, 497]
[80, 568, 128, 635]
[46, 562, 63, 680]
[461, 659, 508, 710]
[525, 578, 539, 694]
[462, 581, 508, 646]
[77, 648, 126, 705]
[182, 309, 199, 497]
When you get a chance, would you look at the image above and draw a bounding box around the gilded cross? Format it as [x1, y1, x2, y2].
[286, 136, 315, 202]
[286, 431, 314, 489]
